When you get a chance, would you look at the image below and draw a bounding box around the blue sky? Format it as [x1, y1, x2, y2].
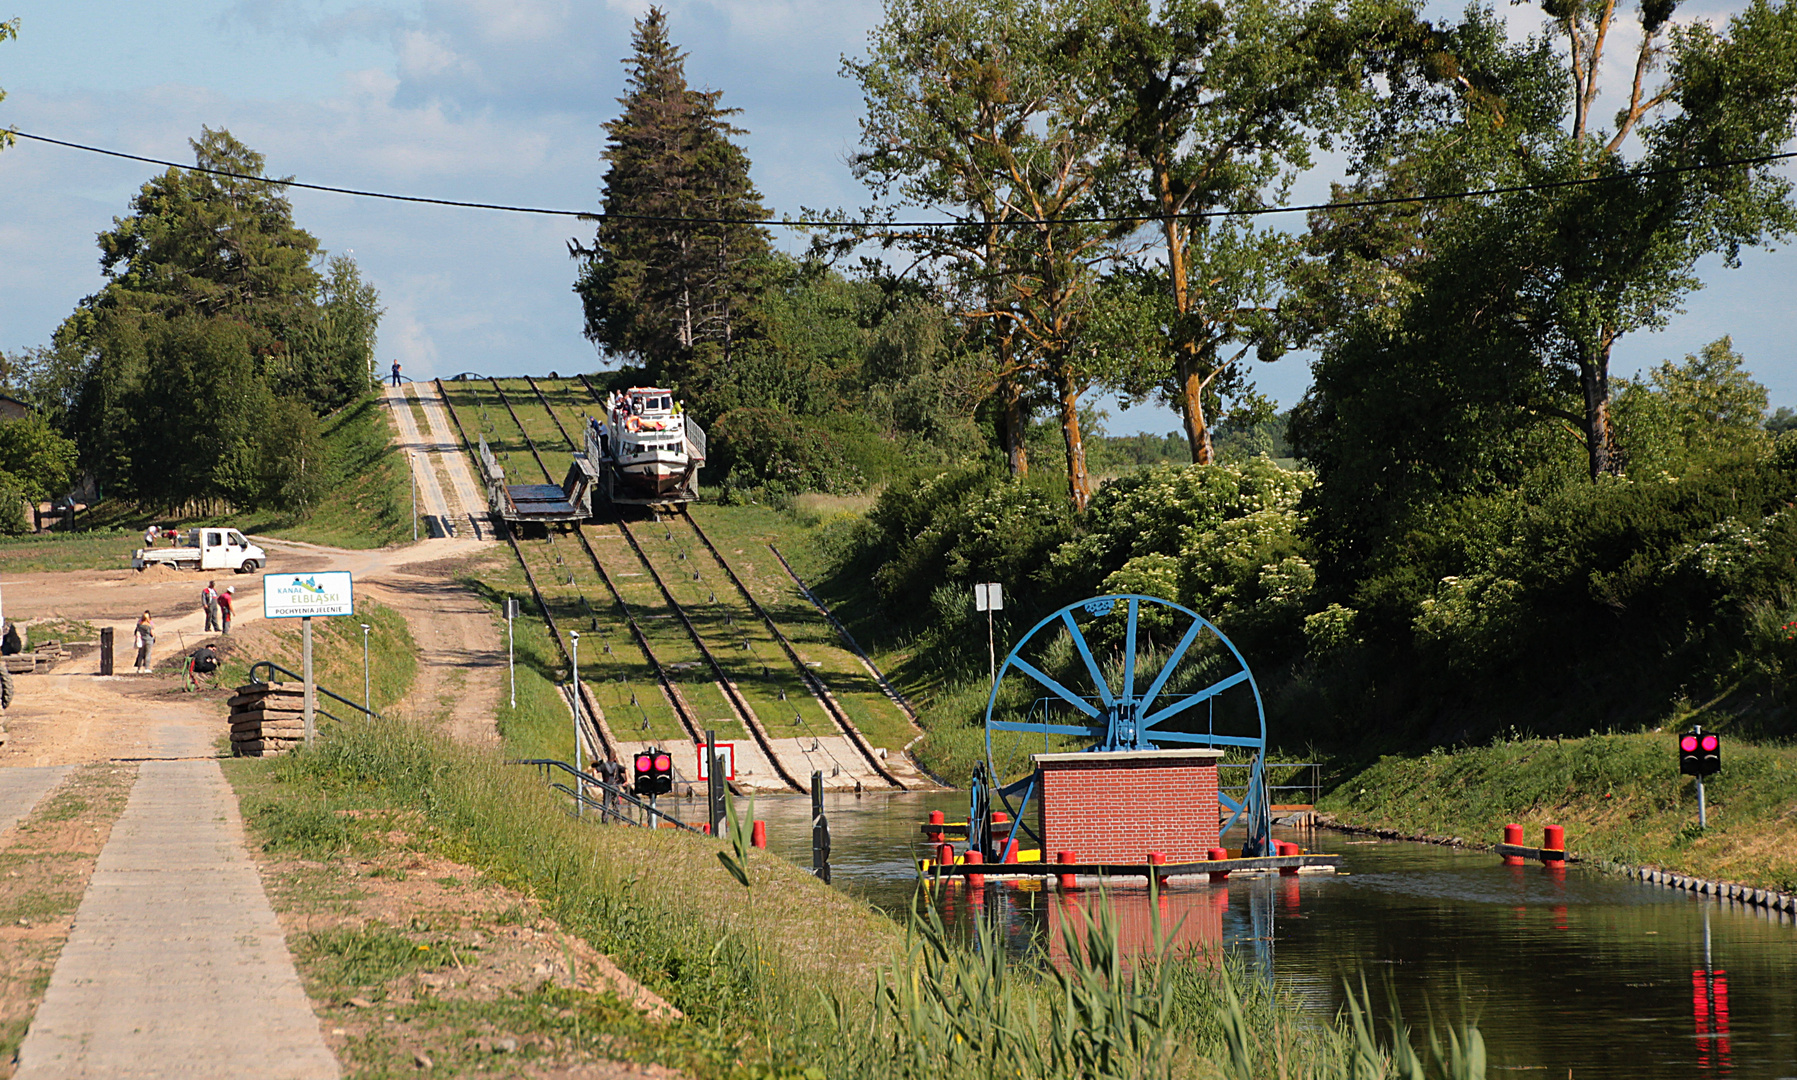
[1, 0, 1792, 436]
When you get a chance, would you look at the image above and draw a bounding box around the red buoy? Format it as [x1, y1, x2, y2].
[1057, 851, 1077, 890]
[1503, 823, 1525, 866]
[1208, 847, 1230, 882]
[1279, 841, 1301, 875]
[751, 820, 766, 849]
[937, 842, 954, 869]
[926, 809, 945, 841]
[965, 849, 985, 887]
[1149, 851, 1167, 888]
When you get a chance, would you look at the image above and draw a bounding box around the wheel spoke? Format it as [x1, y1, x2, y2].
[1140, 668, 1250, 729]
[1121, 598, 1139, 704]
[1010, 657, 1101, 719]
[1062, 611, 1114, 708]
[1134, 616, 1205, 721]
[988, 719, 1105, 737]
[1142, 730, 1261, 748]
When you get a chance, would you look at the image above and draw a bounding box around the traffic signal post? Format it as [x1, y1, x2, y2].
[1679, 726, 1723, 828]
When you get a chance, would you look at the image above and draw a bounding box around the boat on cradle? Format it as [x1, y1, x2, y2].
[593, 387, 706, 504]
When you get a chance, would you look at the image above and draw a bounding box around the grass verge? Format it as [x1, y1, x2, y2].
[1319, 732, 1797, 891]
[0, 764, 137, 1075]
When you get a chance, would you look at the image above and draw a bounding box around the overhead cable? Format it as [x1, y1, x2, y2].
[9, 128, 1795, 229]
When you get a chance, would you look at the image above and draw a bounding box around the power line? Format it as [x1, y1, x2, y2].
[9, 128, 1795, 230]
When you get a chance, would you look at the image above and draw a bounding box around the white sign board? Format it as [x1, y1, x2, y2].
[697, 742, 736, 781]
[263, 571, 355, 619]
[974, 582, 1003, 612]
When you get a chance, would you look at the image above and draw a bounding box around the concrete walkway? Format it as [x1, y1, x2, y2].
[16, 722, 338, 1080]
[386, 382, 454, 531]
[411, 379, 490, 528]
[0, 765, 71, 837]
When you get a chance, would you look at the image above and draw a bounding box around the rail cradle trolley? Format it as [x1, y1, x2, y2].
[935, 594, 1328, 881]
[476, 433, 597, 531]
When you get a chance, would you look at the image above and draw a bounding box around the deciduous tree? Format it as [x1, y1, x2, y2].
[846, 0, 1125, 510]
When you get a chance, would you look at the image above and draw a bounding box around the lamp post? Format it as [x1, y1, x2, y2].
[506, 598, 516, 709]
[410, 452, 418, 541]
[360, 623, 371, 714]
[570, 630, 582, 816]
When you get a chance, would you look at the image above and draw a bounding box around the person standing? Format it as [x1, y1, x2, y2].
[143, 523, 158, 548]
[218, 587, 235, 634]
[201, 580, 220, 633]
[390, 360, 402, 386]
[133, 612, 154, 673]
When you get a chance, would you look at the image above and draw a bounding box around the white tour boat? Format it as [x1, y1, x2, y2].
[592, 386, 706, 503]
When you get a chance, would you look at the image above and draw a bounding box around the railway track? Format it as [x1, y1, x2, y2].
[434, 380, 620, 767]
[482, 378, 797, 792]
[544, 381, 904, 791]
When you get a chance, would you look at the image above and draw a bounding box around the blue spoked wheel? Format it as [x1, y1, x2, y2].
[981, 594, 1273, 856]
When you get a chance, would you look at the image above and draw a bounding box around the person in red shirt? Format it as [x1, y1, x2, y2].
[218, 587, 235, 634]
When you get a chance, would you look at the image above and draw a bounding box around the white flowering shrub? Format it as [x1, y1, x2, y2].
[1303, 603, 1360, 653]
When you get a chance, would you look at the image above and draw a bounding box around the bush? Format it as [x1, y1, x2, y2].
[709, 407, 865, 496]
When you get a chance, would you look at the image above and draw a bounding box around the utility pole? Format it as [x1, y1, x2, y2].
[410, 452, 418, 542]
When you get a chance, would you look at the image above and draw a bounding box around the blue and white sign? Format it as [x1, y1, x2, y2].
[263, 571, 355, 619]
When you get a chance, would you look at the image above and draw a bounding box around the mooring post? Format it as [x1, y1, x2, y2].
[706, 729, 724, 837]
[811, 771, 830, 884]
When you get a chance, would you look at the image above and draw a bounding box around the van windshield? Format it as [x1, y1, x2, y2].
[228, 531, 247, 546]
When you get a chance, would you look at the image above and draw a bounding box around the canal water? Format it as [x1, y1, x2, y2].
[743, 790, 1797, 1079]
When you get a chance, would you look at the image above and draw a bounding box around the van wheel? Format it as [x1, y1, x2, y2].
[238, 560, 259, 573]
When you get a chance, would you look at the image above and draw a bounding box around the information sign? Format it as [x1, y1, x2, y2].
[263, 571, 355, 619]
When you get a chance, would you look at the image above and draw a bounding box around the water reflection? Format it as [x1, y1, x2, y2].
[730, 791, 1797, 1078]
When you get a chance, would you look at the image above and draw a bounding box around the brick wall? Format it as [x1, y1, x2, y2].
[1037, 750, 1221, 864]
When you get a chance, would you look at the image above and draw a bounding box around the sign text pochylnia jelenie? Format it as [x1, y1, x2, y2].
[263, 571, 355, 619]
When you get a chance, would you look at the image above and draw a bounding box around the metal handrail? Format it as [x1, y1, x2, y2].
[246, 661, 380, 720]
[1220, 761, 1321, 805]
[514, 758, 703, 834]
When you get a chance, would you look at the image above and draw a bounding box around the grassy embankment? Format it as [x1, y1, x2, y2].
[233, 713, 1464, 1079]
[1320, 732, 1797, 892]
[0, 392, 411, 573]
[212, 596, 417, 718]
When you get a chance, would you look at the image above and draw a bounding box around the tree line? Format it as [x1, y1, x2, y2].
[3, 125, 382, 518]
[572, 2, 1797, 742]
[575, 0, 1797, 516]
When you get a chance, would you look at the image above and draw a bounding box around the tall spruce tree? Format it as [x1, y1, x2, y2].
[572, 8, 770, 398]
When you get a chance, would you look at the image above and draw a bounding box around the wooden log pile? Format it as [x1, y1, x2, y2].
[228, 682, 309, 756]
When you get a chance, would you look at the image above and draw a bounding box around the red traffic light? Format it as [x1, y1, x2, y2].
[654, 753, 671, 772]
[1701, 735, 1719, 752]
[636, 753, 652, 772]
[1682, 736, 1699, 752]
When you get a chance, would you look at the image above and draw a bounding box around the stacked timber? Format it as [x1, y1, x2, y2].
[228, 682, 310, 756]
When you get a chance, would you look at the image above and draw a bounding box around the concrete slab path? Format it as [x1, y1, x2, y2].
[385, 382, 454, 531]
[15, 721, 338, 1080]
[0, 764, 70, 837]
